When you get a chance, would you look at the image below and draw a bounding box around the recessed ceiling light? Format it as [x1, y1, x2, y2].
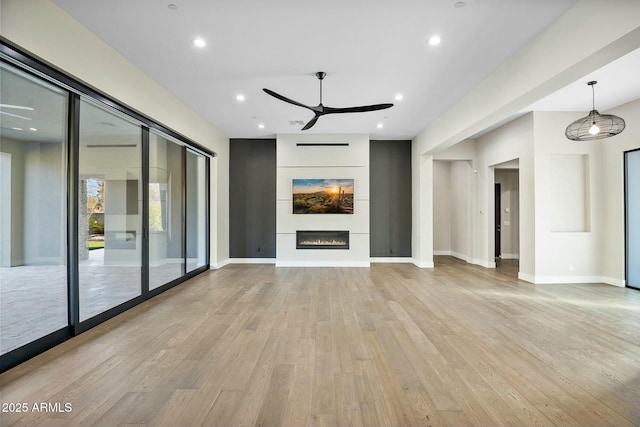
[258, 124, 265, 129]
[454, 2, 466, 8]
[12, 127, 23, 131]
[168, 4, 178, 10]
[192, 38, 206, 48]
[428, 35, 442, 46]
[236, 94, 245, 102]
[29, 127, 38, 131]
[395, 94, 404, 101]
[0, 103, 34, 110]
[377, 123, 384, 129]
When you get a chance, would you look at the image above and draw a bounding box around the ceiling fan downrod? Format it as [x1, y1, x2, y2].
[316, 71, 326, 105]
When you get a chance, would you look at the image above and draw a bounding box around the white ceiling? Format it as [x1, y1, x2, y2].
[50, 0, 639, 140]
[525, 47, 640, 113]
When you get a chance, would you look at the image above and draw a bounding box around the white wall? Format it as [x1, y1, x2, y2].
[0, 0, 230, 266]
[532, 111, 604, 283]
[450, 161, 473, 261]
[276, 134, 370, 267]
[411, 152, 434, 268]
[432, 161, 451, 254]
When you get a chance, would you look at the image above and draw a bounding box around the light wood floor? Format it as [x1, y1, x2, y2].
[1, 257, 639, 427]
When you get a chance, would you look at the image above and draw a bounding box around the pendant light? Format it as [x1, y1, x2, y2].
[565, 81, 625, 141]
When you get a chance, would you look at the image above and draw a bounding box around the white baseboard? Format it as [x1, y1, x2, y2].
[519, 274, 625, 287]
[430, 251, 496, 268]
[533, 275, 605, 285]
[413, 260, 434, 268]
[210, 259, 231, 269]
[500, 253, 520, 260]
[471, 258, 495, 269]
[601, 276, 626, 287]
[518, 272, 535, 283]
[276, 260, 370, 267]
[370, 257, 414, 263]
[227, 258, 276, 265]
[451, 251, 470, 262]
[433, 250, 469, 261]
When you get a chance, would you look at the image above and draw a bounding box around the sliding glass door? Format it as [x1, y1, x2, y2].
[1, 44, 212, 372]
[78, 99, 142, 321]
[149, 131, 184, 290]
[186, 149, 207, 273]
[0, 62, 68, 355]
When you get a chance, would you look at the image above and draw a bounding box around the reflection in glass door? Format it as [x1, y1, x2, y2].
[0, 62, 68, 354]
[78, 99, 142, 321]
[186, 150, 207, 272]
[149, 131, 184, 290]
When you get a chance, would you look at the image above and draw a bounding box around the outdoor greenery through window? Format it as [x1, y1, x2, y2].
[149, 182, 168, 232]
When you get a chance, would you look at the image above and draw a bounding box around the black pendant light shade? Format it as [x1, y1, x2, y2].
[565, 81, 625, 141]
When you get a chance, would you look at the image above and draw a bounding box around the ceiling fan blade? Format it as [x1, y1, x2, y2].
[301, 115, 320, 130]
[263, 88, 311, 110]
[324, 103, 394, 114]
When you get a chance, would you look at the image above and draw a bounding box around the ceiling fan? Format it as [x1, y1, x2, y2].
[263, 72, 393, 131]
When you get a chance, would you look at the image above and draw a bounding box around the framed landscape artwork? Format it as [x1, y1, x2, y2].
[292, 179, 354, 214]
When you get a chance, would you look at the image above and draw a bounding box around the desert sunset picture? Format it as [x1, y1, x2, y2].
[292, 179, 354, 214]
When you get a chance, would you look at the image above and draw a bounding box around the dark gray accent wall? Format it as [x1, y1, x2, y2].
[370, 140, 412, 257]
[230, 139, 277, 258]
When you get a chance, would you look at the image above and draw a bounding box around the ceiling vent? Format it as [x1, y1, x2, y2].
[289, 120, 305, 126]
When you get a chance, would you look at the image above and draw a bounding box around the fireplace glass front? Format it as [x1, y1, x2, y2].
[296, 230, 349, 249]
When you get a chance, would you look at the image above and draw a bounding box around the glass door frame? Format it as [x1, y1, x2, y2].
[624, 148, 640, 290]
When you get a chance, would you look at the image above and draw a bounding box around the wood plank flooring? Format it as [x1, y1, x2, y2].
[1, 257, 639, 426]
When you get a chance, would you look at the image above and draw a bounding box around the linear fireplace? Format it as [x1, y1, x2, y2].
[296, 230, 349, 250]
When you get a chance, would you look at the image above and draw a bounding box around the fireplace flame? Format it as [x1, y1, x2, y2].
[299, 239, 347, 246]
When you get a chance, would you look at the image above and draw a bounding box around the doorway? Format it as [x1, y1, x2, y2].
[494, 163, 520, 277]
